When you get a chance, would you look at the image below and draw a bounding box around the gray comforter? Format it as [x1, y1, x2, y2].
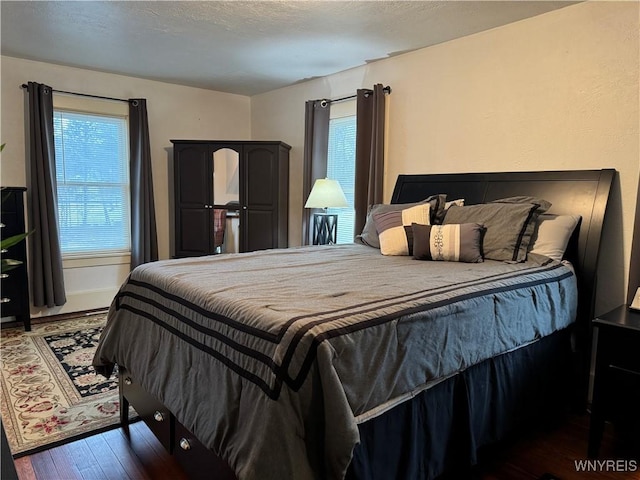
[93, 244, 577, 480]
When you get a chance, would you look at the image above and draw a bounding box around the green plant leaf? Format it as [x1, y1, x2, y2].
[1, 232, 30, 250]
[1, 258, 22, 273]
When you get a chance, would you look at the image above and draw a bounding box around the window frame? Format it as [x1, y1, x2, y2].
[52, 94, 131, 267]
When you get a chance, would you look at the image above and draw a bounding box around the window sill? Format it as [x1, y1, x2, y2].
[62, 252, 131, 269]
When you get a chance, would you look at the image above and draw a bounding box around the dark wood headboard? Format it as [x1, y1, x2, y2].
[391, 169, 615, 328]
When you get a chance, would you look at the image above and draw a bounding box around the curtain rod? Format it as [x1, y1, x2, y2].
[317, 85, 391, 107]
[20, 83, 130, 104]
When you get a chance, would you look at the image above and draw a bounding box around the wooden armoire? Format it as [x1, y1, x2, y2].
[171, 140, 290, 258]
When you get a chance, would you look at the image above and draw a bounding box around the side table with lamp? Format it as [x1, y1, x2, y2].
[304, 178, 349, 245]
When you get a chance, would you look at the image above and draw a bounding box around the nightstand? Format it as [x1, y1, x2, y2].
[588, 305, 640, 458]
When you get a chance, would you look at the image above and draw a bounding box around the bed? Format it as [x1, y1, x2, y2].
[93, 169, 614, 480]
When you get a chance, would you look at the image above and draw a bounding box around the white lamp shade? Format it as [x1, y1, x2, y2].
[304, 178, 349, 209]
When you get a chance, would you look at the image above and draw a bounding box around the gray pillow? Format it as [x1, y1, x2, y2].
[443, 201, 547, 262]
[356, 194, 447, 248]
[489, 196, 552, 213]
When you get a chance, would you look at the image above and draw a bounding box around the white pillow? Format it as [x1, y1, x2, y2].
[373, 204, 431, 256]
[529, 214, 581, 261]
[444, 198, 464, 210]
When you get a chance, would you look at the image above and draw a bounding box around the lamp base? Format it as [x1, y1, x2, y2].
[312, 213, 338, 245]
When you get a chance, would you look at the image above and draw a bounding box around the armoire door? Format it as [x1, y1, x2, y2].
[212, 145, 241, 254]
[174, 143, 213, 257]
[241, 144, 279, 252]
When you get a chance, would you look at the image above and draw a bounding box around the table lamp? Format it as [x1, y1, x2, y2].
[305, 178, 349, 245]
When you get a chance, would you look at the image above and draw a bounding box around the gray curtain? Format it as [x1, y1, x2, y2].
[302, 99, 330, 245]
[26, 81, 66, 307]
[129, 98, 158, 269]
[354, 84, 386, 236]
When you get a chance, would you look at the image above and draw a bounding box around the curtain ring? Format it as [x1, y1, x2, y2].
[319, 99, 328, 108]
[131, 100, 139, 107]
[43, 87, 50, 95]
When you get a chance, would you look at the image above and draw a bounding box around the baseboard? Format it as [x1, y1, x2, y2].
[28, 287, 117, 319]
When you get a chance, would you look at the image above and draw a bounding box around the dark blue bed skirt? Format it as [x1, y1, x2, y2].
[347, 328, 573, 480]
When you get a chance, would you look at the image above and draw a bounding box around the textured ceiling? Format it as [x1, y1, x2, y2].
[1, 1, 577, 96]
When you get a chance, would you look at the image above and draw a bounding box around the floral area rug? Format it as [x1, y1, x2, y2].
[0, 313, 134, 457]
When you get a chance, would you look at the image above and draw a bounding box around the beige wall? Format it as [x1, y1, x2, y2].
[252, 1, 640, 315]
[1, 2, 638, 318]
[1, 55, 251, 316]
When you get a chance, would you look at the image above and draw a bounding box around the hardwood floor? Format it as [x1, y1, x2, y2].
[9, 413, 640, 480]
[474, 414, 639, 480]
[13, 421, 188, 480]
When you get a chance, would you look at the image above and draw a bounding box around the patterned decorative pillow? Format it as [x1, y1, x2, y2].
[372, 204, 431, 255]
[412, 223, 485, 263]
[356, 194, 446, 248]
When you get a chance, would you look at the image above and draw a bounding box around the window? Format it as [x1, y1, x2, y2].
[326, 104, 356, 244]
[53, 96, 130, 257]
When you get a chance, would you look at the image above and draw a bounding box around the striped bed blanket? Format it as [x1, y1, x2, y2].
[93, 244, 577, 480]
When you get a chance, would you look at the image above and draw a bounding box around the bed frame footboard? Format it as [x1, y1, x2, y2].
[118, 368, 237, 480]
